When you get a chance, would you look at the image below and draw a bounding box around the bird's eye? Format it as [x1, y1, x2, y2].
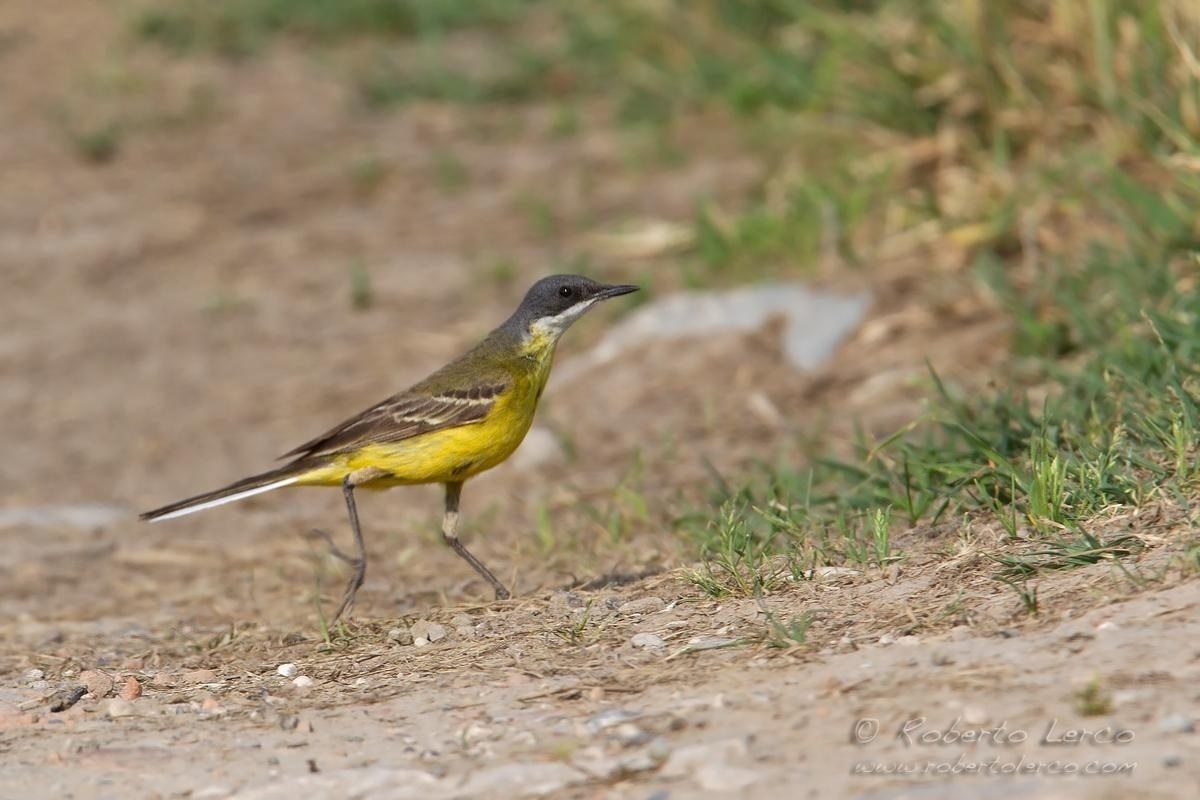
[558, 286, 573, 298]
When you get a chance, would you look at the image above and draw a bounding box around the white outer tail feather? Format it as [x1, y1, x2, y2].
[145, 477, 299, 522]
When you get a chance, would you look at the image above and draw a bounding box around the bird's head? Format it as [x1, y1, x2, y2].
[511, 274, 639, 342]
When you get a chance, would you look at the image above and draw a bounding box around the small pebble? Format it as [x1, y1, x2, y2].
[23, 669, 45, 683]
[182, 669, 218, 684]
[200, 697, 222, 712]
[462, 723, 492, 744]
[411, 621, 447, 643]
[631, 633, 667, 650]
[684, 637, 738, 652]
[119, 677, 142, 701]
[388, 627, 414, 645]
[585, 708, 641, 734]
[1096, 620, 1119, 633]
[612, 723, 650, 745]
[276, 663, 298, 678]
[80, 669, 115, 698]
[292, 675, 315, 689]
[106, 698, 137, 718]
[1163, 754, 1183, 768]
[896, 635, 921, 647]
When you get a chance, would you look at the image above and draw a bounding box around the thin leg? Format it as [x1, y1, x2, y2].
[327, 475, 367, 622]
[442, 481, 510, 600]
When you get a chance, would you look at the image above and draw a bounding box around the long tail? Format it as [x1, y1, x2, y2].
[140, 464, 305, 522]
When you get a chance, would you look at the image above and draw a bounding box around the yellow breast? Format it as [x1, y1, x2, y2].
[297, 347, 553, 488]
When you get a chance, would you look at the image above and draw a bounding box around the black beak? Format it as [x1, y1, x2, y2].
[596, 284, 640, 300]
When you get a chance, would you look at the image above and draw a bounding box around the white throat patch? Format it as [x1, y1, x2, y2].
[528, 298, 599, 340]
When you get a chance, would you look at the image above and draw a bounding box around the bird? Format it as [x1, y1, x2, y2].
[141, 274, 639, 621]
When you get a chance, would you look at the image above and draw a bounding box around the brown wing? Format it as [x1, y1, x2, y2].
[279, 381, 510, 460]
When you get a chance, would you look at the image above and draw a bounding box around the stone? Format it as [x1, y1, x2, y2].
[585, 708, 642, 734]
[630, 633, 667, 650]
[106, 698, 137, 718]
[80, 669, 115, 698]
[410, 621, 447, 646]
[119, 676, 142, 700]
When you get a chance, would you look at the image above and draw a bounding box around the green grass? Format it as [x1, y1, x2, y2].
[135, 0, 529, 56]
[71, 122, 124, 164]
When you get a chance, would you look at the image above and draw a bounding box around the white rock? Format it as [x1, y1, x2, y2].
[292, 676, 314, 689]
[106, 698, 137, 718]
[630, 632, 667, 649]
[23, 668, 44, 683]
[410, 620, 447, 643]
[555, 284, 870, 382]
[387, 626, 414, 645]
[276, 663, 298, 678]
[585, 708, 641, 734]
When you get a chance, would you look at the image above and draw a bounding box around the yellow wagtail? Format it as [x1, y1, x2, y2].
[142, 274, 638, 620]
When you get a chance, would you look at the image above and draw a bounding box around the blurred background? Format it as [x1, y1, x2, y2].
[3, 0, 1199, 624]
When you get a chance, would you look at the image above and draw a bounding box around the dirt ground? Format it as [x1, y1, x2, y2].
[3, 3, 1200, 798]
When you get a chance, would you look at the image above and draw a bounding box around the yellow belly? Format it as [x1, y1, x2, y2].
[294, 374, 542, 488]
